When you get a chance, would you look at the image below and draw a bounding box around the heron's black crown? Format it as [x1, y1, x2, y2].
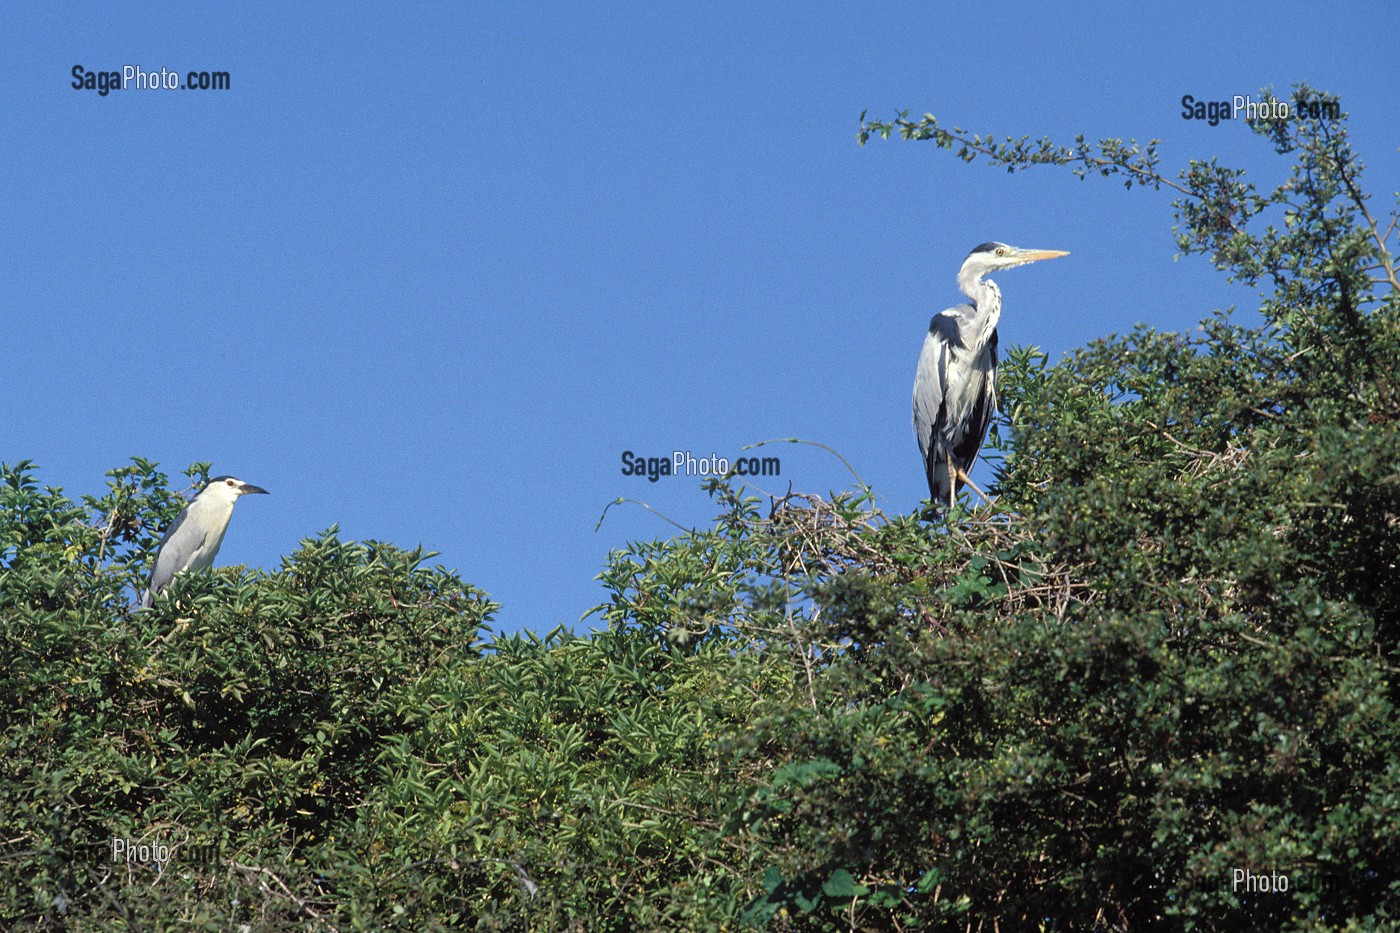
[969, 241, 1008, 255]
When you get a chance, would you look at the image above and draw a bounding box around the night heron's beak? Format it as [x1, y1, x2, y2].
[240, 484, 270, 495]
[1016, 248, 1070, 263]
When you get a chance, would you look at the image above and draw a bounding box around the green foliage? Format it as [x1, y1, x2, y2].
[4, 87, 1398, 929]
[338, 625, 781, 928]
[728, 84, 1400, 929]
[1, 461, 495, 928]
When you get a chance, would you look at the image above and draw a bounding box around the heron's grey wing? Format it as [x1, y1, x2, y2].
[143, 504, 200, 605]
[913, 315, 957, 501]
[953, 328, 999, 477]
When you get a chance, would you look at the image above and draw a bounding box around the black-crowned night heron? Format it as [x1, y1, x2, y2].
[141, 475, 269, 607]
[914, 242, 1068, 509]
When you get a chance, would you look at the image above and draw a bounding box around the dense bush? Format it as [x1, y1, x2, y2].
[737, 83, 1400, 929]
[3, 85, 1397, 929]
[1, 460, 496, 927]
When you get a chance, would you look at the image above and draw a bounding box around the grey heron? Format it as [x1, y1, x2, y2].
[141, 476, 269, 607]
[914, 242, 1068, 509]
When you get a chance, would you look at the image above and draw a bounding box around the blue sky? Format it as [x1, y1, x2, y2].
[4, 3, 1397, 635]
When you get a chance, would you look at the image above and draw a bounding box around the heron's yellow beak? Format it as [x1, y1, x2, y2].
[1019, 249, 1070, 262]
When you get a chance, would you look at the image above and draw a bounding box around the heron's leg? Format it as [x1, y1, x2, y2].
[945, 452, 956, 510]
[952, 464, 993, 506]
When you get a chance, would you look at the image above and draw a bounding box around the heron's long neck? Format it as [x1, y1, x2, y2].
[193, 493, 238, 534]
[957, 269, 1002, 350]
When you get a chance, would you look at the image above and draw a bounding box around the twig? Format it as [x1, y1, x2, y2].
[594, 497, 692, 534]
[742, 437, 870, 493]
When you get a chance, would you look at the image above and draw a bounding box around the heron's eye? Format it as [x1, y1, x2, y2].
[225, 479, 235, 487]
[996, 248, 1006, 256]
